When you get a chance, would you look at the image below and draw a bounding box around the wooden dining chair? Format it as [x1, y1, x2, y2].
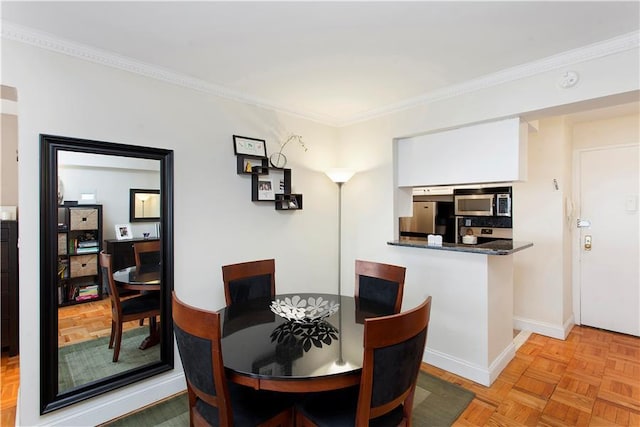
[99, 251, 160, 362]
[221, 259, 276, 306]
[295, 296, 432, 427]
[172, 292, 295, 427]
[355, 259, 406, 315]
[133, 240, 161, 326]
[133, 240, 161, 268]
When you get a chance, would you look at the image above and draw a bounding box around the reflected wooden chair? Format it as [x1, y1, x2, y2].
[221, 259, 275, 306]
[133, 240, 161, 269]
[99, 251, 160, 362]
[355, 260, 406, 315]
[133, 240, 161, 326]
[296, 297, 432, 427]
[172, 292, 295, 427]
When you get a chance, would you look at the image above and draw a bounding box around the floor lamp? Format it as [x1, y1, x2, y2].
[325, 168, 355, 297]
[326, 169, 355, 372]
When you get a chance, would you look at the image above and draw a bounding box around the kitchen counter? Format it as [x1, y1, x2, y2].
[387, 239, 533, 255]
[387, 237, 533, 386]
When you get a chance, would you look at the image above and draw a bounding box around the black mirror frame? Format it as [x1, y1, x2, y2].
[40, 134, 174, 414]
[129, 188, 161, 222]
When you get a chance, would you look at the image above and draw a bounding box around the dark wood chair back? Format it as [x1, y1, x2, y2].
[100, 251, 123, 319]
[133, 240, 161, 269]
[99, 251, 160, 362]
[295, 297, 432, 427]
[221, 259, 275, 306]
[172, 292, 294, 427]
[354, 259, 406, 314]
[357, 296, 431, 425]
[172, 291, 233, 426]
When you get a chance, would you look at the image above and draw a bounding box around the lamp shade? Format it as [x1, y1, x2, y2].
[325, 168, 355, 184]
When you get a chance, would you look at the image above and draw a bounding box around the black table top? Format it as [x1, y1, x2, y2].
[113, 265, 161, 286]
[219, 293, 390, 382]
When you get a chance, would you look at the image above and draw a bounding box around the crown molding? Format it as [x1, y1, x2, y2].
[2, 21, 638, 128]
[342, 30, 640, 127]
[0, 21, 341, 126]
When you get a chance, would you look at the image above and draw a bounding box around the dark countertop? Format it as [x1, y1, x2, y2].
[387, 239, 533, 255]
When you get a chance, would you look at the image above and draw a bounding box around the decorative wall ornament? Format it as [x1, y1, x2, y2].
[269, 133, 307, 168]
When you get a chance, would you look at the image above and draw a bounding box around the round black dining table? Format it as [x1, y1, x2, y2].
[112, 265, 161, 291]
[219, 293, 391, 392]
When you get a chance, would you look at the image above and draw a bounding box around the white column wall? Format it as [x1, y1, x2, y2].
[512, 117, 571, 335]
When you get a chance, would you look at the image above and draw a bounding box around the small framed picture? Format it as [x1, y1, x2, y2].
[233, 135, 267, 158]
[258, 180, 275, 201]
[115, 223, 132, 240]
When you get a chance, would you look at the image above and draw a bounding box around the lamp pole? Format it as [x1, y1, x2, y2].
[336, 181, 344, 296]
[325, 168, 355, 297]
[326, 169, 355, 372]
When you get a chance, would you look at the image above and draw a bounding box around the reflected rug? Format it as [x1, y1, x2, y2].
[59, 327, 161, 392]
[104, 370, 474, 426]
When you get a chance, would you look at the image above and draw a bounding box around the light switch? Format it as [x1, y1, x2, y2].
[625, 195, 638, 212]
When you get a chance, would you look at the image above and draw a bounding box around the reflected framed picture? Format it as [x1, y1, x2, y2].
[233, 135, 267, 158]
[115, 223, 132, 240]
[130, 189, 161, 222]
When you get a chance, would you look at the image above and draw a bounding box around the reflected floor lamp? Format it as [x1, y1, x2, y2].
[325, 168, 355, 297]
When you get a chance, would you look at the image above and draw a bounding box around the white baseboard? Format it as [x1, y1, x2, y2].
[513, 315, 574, 340]
[424, 342, 515, 387]
[513, 330, 532, 350]
[34, 372, 186, 426]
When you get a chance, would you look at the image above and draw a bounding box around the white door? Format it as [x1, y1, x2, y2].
[578, 144, 639, 336]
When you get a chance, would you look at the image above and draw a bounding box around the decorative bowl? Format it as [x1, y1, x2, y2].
[270, 295, 339, 324]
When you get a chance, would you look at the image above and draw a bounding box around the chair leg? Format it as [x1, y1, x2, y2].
[112, 322, 123, 362]
[139, 318, 144, 326]
[108, 320, 116, 349]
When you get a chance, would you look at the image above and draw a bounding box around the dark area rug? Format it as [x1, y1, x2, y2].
[104, 370, 474, 426]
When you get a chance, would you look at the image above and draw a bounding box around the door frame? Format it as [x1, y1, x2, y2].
[571, 143, 639, 327]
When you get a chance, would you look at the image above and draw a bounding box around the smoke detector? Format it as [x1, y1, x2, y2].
[558, 71, 579, 89]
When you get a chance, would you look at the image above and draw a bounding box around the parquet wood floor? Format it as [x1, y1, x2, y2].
[424, 326, 640, 426]
[1, 313, 639, 426]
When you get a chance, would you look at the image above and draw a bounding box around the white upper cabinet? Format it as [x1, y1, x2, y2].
[396, 117, 528, 187]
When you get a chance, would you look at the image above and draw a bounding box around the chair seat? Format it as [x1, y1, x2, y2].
[296, 386, 404, 427]
[195, 382, 296, 426]
[121, 293, 160, 316]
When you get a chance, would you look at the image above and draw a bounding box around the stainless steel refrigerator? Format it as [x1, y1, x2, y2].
[399, 201, 435, 240]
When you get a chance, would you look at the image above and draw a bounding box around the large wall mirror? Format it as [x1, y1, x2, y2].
[40, 134, 174, 413]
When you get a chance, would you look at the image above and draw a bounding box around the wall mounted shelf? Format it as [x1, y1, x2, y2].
[234, 136, 303, 210]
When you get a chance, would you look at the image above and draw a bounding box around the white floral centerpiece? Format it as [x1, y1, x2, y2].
[270, 295, 339, 324]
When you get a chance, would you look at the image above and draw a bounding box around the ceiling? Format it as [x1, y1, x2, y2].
[2, 1, 639, 126]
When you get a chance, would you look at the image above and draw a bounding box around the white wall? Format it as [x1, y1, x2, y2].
[572, 114, 640, 150]
[4, 39, 339, 426]
[59, 165, 160, 240]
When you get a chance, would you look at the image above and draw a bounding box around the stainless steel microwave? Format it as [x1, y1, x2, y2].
[454, 193, 494, 216]
[454, 187, 512, 217]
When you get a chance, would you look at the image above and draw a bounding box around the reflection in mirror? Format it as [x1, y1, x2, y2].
[41, 134, 174, 414]
[130, 189, 161, 222]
